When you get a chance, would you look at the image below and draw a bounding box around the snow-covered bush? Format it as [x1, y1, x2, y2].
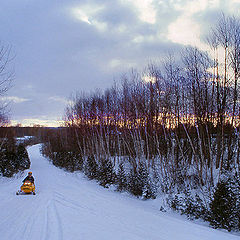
[168, 192, 208, 218]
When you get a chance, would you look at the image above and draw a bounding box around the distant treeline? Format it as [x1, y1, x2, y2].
[0, 126, 59, 138]
[41, 14, 240, 232]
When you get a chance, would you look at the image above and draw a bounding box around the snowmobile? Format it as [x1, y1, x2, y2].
[16, 180, 36, 195]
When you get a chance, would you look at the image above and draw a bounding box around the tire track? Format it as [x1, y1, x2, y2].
[54, 192, 97, 217]
[18, 197, 48, 240]
[44, 199, 63, 240]
[5, 197, 43, 240]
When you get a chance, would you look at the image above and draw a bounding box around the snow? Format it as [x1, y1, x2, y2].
[16, 136, 33, 141]
[16, 136, 34, 144]
[0, 144, 238, 240]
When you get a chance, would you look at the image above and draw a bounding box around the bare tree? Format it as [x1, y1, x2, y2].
[0, 43, 14, 126]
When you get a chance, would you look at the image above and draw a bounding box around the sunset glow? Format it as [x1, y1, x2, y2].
[10, 119, 64, 127]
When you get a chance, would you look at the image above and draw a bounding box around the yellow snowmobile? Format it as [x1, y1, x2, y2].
[16, 180, 36, 195]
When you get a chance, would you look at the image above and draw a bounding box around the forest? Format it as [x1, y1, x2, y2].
[41, 15, 240, 231]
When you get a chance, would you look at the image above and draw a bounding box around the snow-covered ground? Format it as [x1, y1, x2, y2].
[0, 144, 238, 240]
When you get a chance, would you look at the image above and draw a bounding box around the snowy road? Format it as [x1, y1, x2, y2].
[0, 144, 239, 240]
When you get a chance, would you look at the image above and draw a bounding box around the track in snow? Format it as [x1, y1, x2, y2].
[0, 144, 239, 240]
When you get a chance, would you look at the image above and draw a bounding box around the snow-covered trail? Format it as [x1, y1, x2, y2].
[0, 144, 238, 240]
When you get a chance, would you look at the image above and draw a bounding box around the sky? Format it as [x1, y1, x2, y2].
[0, 0, 240, 127]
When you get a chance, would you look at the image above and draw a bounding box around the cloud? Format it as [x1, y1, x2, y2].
[167, 16, 203, 47]
[121, 0, 156, 24]
[72, 8, 92, 25]
[0, 96, 29, 103]
[108, 58, 137, 70]
[49, 96, 73, 105]
[228, 0, 240, 13]
[166, 0, 220, 49]
[71, 4, 108, 31]
[172, 0, 212, 14]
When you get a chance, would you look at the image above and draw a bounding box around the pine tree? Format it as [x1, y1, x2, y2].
[116, 161, 128, 192]
[75, 153, 84, 171]
[128, 161, 148, 197]
[194, 194, 208, 220]
[210, 180, 237, 231]
[228, 174, 240, 230]
[142, 179, 157, 199]
[168, 194, 184, 212]
[1, 150, 16, 177]
[85, 155, 98, 180]
[16, 144, 30, 170]
[98, 158, 116, 187]
[182, 188, 196, 219]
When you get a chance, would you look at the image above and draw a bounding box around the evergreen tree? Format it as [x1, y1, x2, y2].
[75, 153, 84, 171]
[16, 144, 30, 170]
[168, 194, 184, 212]
[228, 174, 240, 230]
[142, 179, 157, 199]
[128, 161, 148, 197]
[0, 150, 16, 177]
[98, 158, 116, 187]
[194, 194, 208, 220]
[210, 180, 237, 231]
[116, 161, 128, 192]
[85, 155, 98, 180]
[182, 188, 196, 219]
